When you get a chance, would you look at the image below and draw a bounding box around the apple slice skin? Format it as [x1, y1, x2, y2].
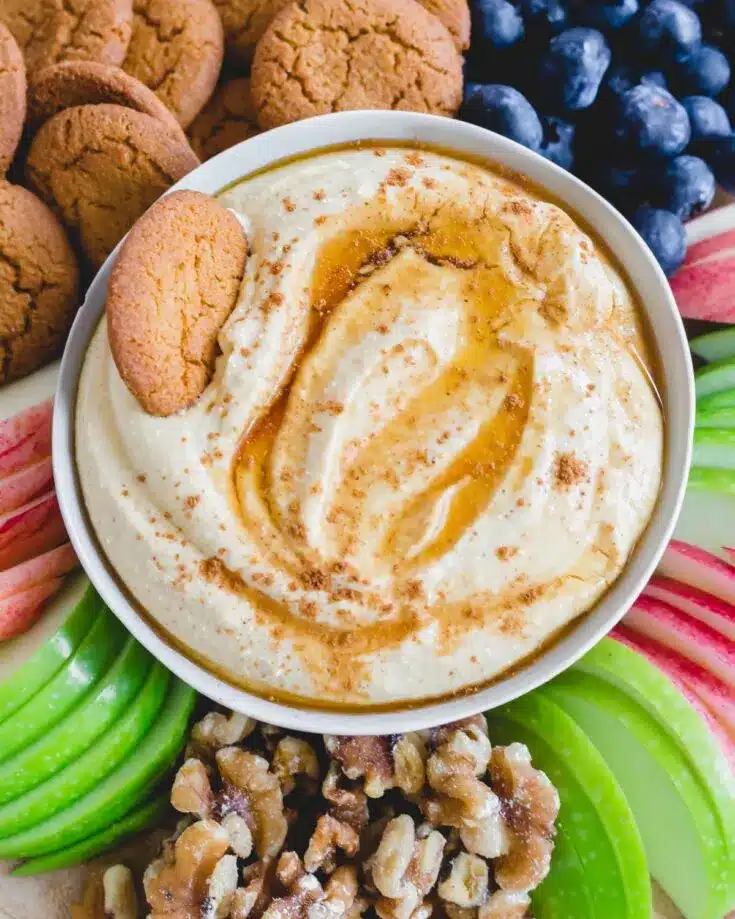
[0, 457, 53, 516]
[687, 466, 735, 496]
[0, 662, 171, 840]
[658, 540, 735, 610]
[0, 578, 64, 641]
[486, 692, 650, 919]
[612, 627, 735, 758]
[692, 428, 735, 470]
[696, 406, 735, 430]
[0, 678, 195, 858]
[0, 543, 78, 601]
[0, 400, 52, 479]
[695, 357, 735, 400]
[546, 672, 735, 919]
[11, 790, 171, 876]
[625, 596, 735, 690]
[670, 227, 735, 323]
[0, 637, 152, 805]
[644, 575, 735, 642]
[690, 327, 735, 364]
[574, 639, 735, 826]
[0, 513, 67, 574]
[697, 389, 735, 414]
[0, 577, 97, 724]
[0, 607, 124, 763]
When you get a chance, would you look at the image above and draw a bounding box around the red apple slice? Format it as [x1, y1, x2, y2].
[0, 400, 52, 480]
[0, 543, 78, 600]
[658, 540, 735, 606]
[0, 494, 66, 573]
[670, 226, 735, 322]
[0, 578, 65, 641]
[625, 596, 735, 690]
[644, 575, 735, 642]
[614, 626, 735, 754]
[0, 457, 53, 517]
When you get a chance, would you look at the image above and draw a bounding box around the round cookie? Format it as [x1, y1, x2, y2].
[107, 190, 248, 416]
[27, 61, 183, 136]
[123, 0, 224, 128]
[0, 23, 26, 175]
[0, 181, 79, 384]
[417, 0, 470, 51]
[251, 0, 463, 130]
[211, 0, 291, 65]
[188, 78, 259, 161]
[1, 0, 133, 73]
[26, 104, 200, 268]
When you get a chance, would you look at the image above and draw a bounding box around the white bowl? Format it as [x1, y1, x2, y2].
[53, 111, 694, 734]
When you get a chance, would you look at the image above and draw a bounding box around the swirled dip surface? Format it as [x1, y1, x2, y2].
[77, 146, 664, 707]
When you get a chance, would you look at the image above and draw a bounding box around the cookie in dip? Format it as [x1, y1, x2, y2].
[75, 145, 664, 708]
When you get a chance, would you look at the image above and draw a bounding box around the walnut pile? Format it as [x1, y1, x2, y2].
[124, 712, 559, 919]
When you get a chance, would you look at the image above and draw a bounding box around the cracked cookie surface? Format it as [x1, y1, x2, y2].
[211, 0, 291, 64]
[188, 77, 259, 161]
[26, 103, 199, 268]
[1, 0, 133, 73]
[0, 23, 26, 175]
[28, 60, 183, 136]
[0, 181, 79, 384]
[250, 0, 463, 130]
[106, 189, 248, 416]
[122, 0, 224, 128]
[417, 0, 470, 50]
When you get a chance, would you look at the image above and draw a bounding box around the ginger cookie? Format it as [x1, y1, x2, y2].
[107, 190, 248, 416]
[211, 0, 291, 65]
[1, 0, 133, 73]
[188, 78, 259, 161]
[123, 0, 224, 128]
[0, 23, 26, 175]
[26, 104, 199, 268]
[0, 181, 79, 384]
[251, 0, 463, 130]
[417, 0, 470, 51]
[27, 61, 183, 136]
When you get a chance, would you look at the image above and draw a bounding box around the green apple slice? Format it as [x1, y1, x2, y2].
[0, 636, 152, 804]
[573, 638, 735, 844]
[530, 817, 595, 919]
[0, 605, 124, 762]
[690, 327, 735, 364]
[695, 357, 735, 399]
[0, 575, 96, 723]
[0, 662, 170, 839]
[692, 428, 735, 469]
[696, 388, 735, 414]
[0, 678, 195, 857]
[696, 405, 735, 429]
[486, 691, 650, 919]
[687, 466, 735, 496]
[546, 671, 734, 919]
[12, 790, 171, 876]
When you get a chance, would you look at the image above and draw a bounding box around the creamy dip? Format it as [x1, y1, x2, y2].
[76, 145, 664, 708]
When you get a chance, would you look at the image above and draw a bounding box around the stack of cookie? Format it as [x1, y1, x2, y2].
[0, 0, 467, 385]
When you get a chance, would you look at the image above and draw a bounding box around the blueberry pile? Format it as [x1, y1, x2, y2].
[460, 0, 735, 275]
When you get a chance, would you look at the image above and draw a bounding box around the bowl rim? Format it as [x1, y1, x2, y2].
[53, 110, 694, 734]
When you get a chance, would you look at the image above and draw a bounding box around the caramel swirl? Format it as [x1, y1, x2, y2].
[77, 146, 664, 707]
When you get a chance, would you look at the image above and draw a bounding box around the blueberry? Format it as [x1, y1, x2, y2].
[655, 154, 716, 218]
[590, 161, 646, 212]
[539, 27, 611, 110]
[636, 0, 702, 61]
[603, 62, 638, 100]
[459, 84, 544, 150]
[577, 0, 639, 31]
[613, 84, 691, 156]
[682, 95, 731, 143]
[709, 135, 735, 193]
[471, 0, 525, 47]
[538, 116, 575, 168]
[641, 71, 668, 90]
[675, 43, 731, 95]
[632, 207, 687, 275]
[519, 0, 569, 34]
